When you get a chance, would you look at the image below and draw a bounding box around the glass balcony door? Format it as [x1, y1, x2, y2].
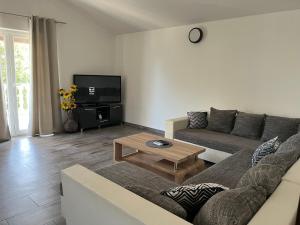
[0, 30, 30, 136]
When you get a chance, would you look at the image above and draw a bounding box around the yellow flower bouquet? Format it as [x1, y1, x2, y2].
[59, 84, 78, 112]
[59, 84, 79, 132]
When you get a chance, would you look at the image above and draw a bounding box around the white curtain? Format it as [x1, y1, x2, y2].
[29, 16, 62, 136]
[0, 72, 10, 142]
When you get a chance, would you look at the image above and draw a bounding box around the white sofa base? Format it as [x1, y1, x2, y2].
[61, 164, 191, 225]
[61, 160, 300, 225]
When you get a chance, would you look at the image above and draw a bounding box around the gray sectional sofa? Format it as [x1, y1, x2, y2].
[166, 110, 300, 163]
[61, 110, 300, 225]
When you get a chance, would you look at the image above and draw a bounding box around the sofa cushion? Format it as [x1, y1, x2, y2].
[187, 112, 208, 129]
[231, 112, 265, 139]
[206, 108, 237, 133]
[126, 185, 187, 219]
[193, 186, 267, 225]
[183, 148, 255, 188]
[161, 183, 228, 221]
[261, 115, 300, 142]
[96, 162, 176, 191]
[236, 164, 284, 196]
[174, 128, 261, 154]
[258, 152, 299, 172]
[251, 137, 281, 166]
[277, 132, 300, 156]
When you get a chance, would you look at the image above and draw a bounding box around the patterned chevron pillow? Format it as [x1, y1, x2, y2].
[187, 112, 208, 129]
[252, 136, 281, 167]
[161, 183, 228, 220]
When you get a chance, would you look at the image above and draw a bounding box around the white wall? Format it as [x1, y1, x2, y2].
[115, 9, 300, 131]
[0, 0, 116, 88]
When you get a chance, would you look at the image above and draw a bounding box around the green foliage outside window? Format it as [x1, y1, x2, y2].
[14, 42, 30, 84]
[0, 41, 30, 84]
[0, 40, 30, 111]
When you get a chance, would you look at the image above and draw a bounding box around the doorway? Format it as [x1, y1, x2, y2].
[0, 29, 30, 136]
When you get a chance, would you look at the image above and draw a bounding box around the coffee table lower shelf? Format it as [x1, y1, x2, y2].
[122, 152, 205, 184]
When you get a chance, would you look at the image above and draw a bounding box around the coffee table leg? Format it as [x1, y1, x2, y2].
[114, 142, 123, 161]
[174, 162, 178, 171]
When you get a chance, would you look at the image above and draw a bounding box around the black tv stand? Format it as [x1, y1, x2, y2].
[76, 103, 123, 132]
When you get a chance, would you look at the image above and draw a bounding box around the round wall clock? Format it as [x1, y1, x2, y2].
[188, 27, 203, 43]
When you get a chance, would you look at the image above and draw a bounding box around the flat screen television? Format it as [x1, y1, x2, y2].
[73, 75, 121, 104]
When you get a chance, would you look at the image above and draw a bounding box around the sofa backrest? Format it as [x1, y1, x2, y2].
[248, 132, 300, 224]
[192, 108, 300, 142]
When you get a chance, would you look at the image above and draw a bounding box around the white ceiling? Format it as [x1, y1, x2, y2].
[66, 0, 300, 34]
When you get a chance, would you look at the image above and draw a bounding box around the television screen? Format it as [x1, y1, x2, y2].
[73, 75, 121, 104]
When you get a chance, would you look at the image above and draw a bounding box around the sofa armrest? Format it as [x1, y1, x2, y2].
[283, 159, 300, 185]
[61, 164, 191, 225]
[248, 180, 300, 225]
[165, 117, 188, 139]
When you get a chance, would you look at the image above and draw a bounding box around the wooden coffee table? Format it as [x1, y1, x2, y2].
[113, 132, 206, 184]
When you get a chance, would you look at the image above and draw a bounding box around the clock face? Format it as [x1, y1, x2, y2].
[189, 28, 203, 43]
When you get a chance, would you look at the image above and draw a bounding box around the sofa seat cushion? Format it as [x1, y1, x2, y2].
[183, 148, 255, 188]
[96, 162, 176, 191]
[174, 128, 261, 154]
[126, 185, 187, 219]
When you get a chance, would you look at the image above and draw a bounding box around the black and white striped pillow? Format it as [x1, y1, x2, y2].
[161, 183, 228, 220]
[252, 137, 281, 167]
[187, 112, 208, 129]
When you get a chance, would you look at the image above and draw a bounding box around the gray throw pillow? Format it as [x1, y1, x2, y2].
[261, 115, 300, 142]
[161, 183, 228, 221]
[231, 112, 265, 139]
[258, 151, 299, 172]
[277, 133, 300, 156]
[206, 108, 237, 133]
[251, 137, 281, 166]
[187, 112, 208, 129]
[125, 185, 187, 219]
[193, 186, 267, 225]
[236, 164, 284, 196]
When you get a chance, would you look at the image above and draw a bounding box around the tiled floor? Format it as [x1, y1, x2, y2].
[0, 125, 141, 225]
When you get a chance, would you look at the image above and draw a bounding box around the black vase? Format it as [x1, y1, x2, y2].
[64, 111, 78, 133]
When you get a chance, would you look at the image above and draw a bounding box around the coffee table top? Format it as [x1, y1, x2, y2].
[114, 132, 205, 163]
